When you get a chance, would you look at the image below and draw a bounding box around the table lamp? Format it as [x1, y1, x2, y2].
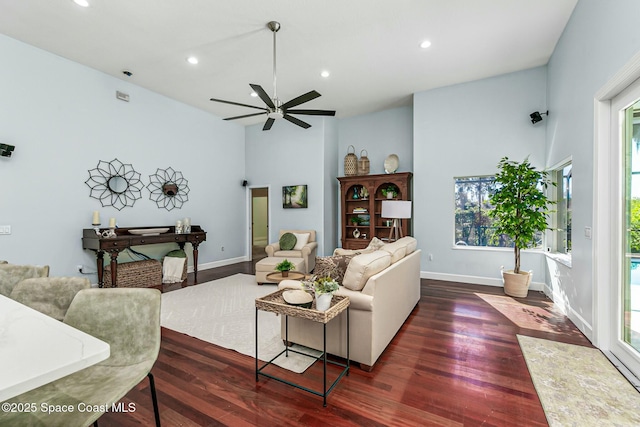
[381, 200, 412, 242]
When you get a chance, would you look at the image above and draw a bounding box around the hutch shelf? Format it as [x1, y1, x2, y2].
[337, 172, 412, 250]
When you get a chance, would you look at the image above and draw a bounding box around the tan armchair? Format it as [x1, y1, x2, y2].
[265, 229, 318, 273]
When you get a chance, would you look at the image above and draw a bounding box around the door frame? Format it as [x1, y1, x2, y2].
[594, 50, 640, 383]
[246, 185, 270, 261]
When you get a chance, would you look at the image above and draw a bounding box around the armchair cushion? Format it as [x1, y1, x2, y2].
[292, 232, 310, 250]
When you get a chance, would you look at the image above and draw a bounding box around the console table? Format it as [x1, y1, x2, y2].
[82, 225, 206, 288]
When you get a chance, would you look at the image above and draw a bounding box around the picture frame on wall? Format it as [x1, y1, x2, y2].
[282, 185, 307, 209]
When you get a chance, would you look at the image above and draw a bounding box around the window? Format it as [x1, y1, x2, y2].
[551, 162, 572, 254]
[454, 176, 505, 247]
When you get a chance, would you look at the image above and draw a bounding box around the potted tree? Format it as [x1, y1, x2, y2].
[488, 157, 554, 297]
[275, 259, 295, 277]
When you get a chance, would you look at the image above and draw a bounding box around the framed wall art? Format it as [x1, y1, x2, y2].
[282, 185, 307, 209]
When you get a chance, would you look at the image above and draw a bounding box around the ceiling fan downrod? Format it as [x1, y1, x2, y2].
[267, 21, 280, 106]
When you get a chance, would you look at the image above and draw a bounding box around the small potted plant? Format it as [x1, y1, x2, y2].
[381, 185, 398, 199]
[275, 259, 295, 277]
[488, 156, 555, 297]
[313, 276, 339, 311]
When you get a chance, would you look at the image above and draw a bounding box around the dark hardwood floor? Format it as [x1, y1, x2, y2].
[99, 261, 591, 426]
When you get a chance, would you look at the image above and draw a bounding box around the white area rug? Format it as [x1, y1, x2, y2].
[161, 273, 320, 373]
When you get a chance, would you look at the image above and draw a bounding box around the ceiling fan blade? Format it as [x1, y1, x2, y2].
[210, 98, 268, 111]
[223, 112, 266, 121]
[263, 118, 275, 131]
[281, 90, 321, 109]
[286, 109, 336, 116]
[283, 114, 311, 129]
[249, 84, 275, 109]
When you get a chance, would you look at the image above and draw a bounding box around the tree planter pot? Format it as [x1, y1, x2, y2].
[501, 269, 532, 298]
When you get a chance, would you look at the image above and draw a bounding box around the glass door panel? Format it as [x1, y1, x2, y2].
[625, 99, 640, 354]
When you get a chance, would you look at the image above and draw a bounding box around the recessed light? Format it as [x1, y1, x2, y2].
[73, 0, 89, 7]
[186, 56, 199, 65]
[250, 92, 258, 97]
[320, 70, 330, 78]
[420, 40, 432, 49]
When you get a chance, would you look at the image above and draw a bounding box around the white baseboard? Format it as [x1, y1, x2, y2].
[188, 256, 249, 273]
[546, 286, 594, 341]
[420, 270, 545, 291]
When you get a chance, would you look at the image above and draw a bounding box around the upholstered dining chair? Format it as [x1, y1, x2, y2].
[9, 277, 90, 321]
[0, 288, 162, 427]
[0, 263, 49, 297]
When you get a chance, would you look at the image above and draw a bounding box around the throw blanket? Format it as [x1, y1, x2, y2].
[162, 257, 185, 283]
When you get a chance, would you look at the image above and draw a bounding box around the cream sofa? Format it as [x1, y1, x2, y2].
[265, 229, 318, 273]
[278, 236, 420, 370]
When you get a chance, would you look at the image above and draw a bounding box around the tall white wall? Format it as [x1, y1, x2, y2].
[244, 117, 338, 256]
[544, 0, 640, 336]
[413, 67, 548, 285]
[0, 34, 246, 278]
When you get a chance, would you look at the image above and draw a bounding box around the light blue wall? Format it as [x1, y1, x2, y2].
[413, 67, 548, 284]
[544, 0, 640, 332]
[0, 34, 246, 278]
[338, 106, 413, 176]
[244, 116, 337, 256]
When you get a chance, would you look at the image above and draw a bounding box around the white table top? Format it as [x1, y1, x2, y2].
[0, 294, 110, 402]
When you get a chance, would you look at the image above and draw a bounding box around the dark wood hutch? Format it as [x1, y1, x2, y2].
[338, 172, 412, 250]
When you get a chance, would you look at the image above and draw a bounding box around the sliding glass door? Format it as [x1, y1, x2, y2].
[613, 81, 640, 379]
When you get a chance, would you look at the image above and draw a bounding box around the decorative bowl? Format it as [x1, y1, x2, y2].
[129, 228, 170, 236]
[282, 290, 313, 308]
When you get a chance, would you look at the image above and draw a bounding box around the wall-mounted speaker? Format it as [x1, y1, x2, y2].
[242, 180, 248, 187]
[0, 143, 15, 158]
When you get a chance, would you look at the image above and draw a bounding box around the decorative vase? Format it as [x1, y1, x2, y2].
[353, 228, 360, 238]
[315, 292, 332, 311]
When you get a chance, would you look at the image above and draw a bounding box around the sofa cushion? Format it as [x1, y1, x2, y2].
[396, 236, 418, 254]
[313, 255, 353, 283]
[381, 241, 407, 263]
[292, 232, 310, 250]
[342, 250, 391, 291]
[279, 232, 297, 250]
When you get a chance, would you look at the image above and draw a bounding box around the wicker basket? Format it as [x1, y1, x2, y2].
[344, 145, 357, 176]
[357, 149, 370, 175]
[103, 259, 162, 288]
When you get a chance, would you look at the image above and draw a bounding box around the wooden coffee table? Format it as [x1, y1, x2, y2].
[264, 271, 308, 284]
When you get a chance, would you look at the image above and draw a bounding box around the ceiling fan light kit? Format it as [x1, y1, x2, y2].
[210, 21, 336, 131]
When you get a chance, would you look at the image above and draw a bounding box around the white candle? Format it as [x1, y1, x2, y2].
[92, 211, 100, 225]
[109, 218, 116, 228]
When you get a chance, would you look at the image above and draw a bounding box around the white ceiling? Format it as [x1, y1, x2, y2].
[0, 0, 577, 126]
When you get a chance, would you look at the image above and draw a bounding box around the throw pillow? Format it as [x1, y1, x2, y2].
[292, 232, 310, 250]
[279, 232, 297, 250]
[313, 255, 354, 283]
[367, 237, 386, 251]
[165, 249, 186, 258]
[342, 250, 391, 291]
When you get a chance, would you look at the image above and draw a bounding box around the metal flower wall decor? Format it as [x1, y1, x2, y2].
[147, 167, 190, 211]
[85, 159, 143, 210]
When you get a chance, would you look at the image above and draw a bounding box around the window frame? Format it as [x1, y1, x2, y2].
[546, 157, 572, 264]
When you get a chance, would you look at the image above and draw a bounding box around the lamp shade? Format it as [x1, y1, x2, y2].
[381, 200, 412, 219]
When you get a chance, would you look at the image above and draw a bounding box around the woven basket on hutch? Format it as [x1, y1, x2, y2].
[344, 145, 357, 176]
[357, 149, 370, 175]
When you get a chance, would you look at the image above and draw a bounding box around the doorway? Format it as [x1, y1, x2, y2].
[250, 187, 269, 262]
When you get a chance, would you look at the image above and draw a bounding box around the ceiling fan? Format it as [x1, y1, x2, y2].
[210, 21, 336, 131]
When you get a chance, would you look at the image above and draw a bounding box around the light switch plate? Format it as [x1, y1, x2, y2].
[0, 225, 11, 235]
